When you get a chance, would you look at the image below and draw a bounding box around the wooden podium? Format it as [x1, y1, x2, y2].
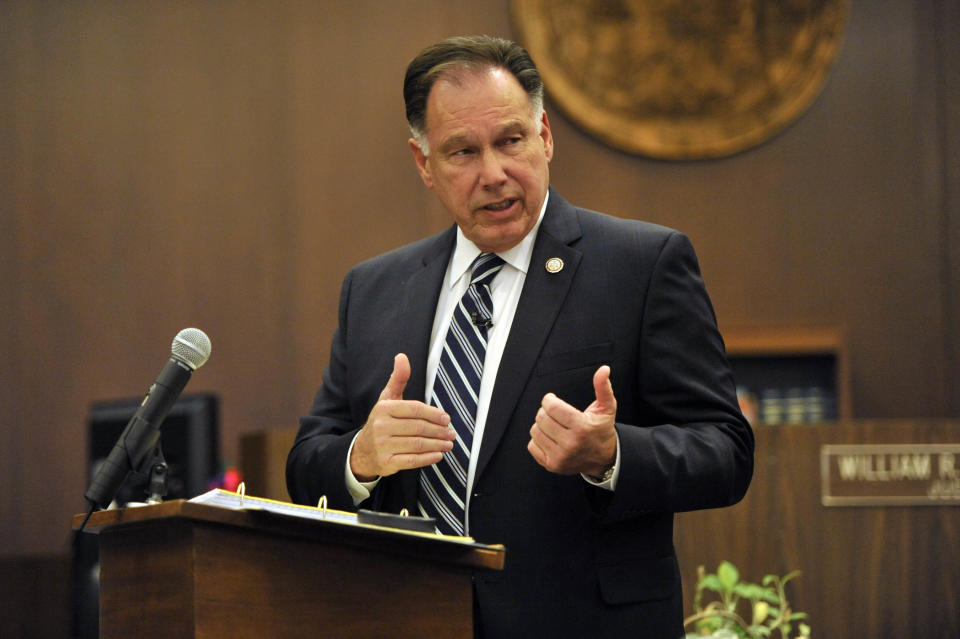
[73, 500, 504, 638]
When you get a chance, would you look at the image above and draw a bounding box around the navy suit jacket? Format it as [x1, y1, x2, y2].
[287, 189, 754, 638]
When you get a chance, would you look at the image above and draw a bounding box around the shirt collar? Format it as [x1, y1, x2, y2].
[448, 191, 549, 287]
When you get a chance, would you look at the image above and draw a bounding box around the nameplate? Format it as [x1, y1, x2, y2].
[820, 444, 960, 506]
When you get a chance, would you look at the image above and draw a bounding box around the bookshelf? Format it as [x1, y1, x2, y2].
[722, 326, 851, 424]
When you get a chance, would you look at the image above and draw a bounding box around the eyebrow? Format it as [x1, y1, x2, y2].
[437, 120, 530, 154]
[495, 120, 528, 138]
[437, 133, 473, 154]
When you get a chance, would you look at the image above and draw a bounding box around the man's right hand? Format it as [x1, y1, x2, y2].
[349, 353, 455, 481]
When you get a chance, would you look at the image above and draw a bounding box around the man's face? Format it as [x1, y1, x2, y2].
[410, 67, 554, 253]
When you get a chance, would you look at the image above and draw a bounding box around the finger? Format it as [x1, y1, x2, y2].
[527, 428, 570, 474]
[590, 365, 617, 415]
[380, 399, 451, 427]
[529, 421, 555, 452]
[389, 451, 447, 471]
[527, 437, 549, 469]
[359, 426, 454, 478]
[379, 353, 411, 401]
[532, 407, 565, 447]
[539, 392, 582, 430]
[375, 417, 456, 441]
[377, 430, 455, 456]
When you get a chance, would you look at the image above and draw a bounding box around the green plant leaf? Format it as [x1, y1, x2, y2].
[701, 574, 723, 590]
[737, 583, 774, 600]
[733, 583, 755, 597]
[691, 563, 808, 638]
[781, 570, 802, 584]
[718, 561, 740, 591]
[696, 617, 722, 633]
[700, 576, 725, 597]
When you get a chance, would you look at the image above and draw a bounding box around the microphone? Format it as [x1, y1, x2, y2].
[470, 312, 493, 329]
[83, 328, 212, 512]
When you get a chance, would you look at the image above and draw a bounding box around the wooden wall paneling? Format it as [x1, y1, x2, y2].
[915, 0, 955, 420]
[545, 0, 953, 421]
[240, 427, 297, 502]
[675, 421, 960, 639]
[0, 554, 71, 639]
[0, 2, 28, 556]
[937, 0, 960, 417]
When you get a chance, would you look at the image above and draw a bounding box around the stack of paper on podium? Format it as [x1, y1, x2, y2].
[188, 486, 488, 544]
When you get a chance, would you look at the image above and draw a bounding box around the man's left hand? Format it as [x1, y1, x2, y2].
[528, 365, 618, 477]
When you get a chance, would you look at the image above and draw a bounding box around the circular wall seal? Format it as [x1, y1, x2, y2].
[511, 0, 849, 160]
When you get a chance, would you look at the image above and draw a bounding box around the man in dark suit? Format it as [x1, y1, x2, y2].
[287, 35, 753, 638]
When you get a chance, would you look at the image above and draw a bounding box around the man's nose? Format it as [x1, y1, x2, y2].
[477, 150, 508, 187]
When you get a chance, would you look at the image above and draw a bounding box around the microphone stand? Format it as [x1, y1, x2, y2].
[77, 441, 169, 532]
[143, 443, 169, 505]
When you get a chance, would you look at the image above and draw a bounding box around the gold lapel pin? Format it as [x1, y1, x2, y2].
[545, 257, 564, 274]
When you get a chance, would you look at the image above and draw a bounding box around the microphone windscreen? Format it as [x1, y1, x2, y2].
[171, 328, 211, 370]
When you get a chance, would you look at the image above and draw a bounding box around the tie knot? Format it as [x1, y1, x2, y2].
[470, 253, 505, 287]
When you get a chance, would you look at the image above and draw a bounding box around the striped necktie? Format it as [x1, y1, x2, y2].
[418, 252, 505, 535]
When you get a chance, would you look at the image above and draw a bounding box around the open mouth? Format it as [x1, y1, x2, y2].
[483, 198, 517, 212]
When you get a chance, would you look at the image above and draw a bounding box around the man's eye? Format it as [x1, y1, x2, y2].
[452, 148, 473, 157]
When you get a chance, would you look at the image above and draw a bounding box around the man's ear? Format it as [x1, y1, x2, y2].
[408, 138, 433, 189]
[540, 110, 555, 163]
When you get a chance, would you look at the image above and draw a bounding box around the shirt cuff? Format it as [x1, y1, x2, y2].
[581, 432, 621, 491]
[345, 432, 381, 505]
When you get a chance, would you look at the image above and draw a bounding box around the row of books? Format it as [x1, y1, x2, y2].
[737, 386, 836, 425]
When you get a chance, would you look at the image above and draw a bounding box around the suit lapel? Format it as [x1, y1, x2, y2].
[475, 190, 583, 480]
